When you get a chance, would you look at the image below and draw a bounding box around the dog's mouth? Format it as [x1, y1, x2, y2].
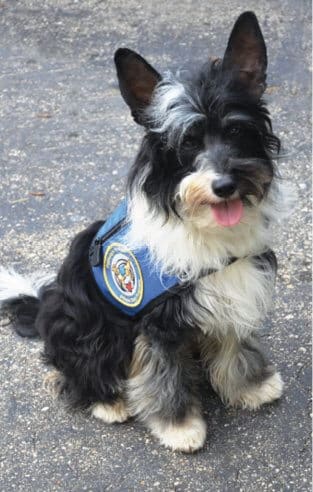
[210, 198, 244, 227]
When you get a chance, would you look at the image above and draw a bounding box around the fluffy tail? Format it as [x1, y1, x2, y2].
[0, 268, 55, 338]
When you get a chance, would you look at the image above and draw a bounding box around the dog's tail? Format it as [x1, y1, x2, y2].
[0, 267, 55, 338]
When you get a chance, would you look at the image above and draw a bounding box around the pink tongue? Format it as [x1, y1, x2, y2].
[211, 199, 243, 227]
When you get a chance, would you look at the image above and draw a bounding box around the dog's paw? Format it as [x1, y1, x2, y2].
[233, 372, 284, 410]
[43, 370, 64, 399]
[91, 400, 129, 424]
[148, 412, 207, 453]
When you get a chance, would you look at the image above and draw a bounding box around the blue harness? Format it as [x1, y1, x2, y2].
[89, 199, 237, 317]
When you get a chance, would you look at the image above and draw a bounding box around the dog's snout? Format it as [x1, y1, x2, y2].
[212, 176, 237, 198]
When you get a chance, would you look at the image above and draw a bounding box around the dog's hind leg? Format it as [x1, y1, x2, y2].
[43, 366, 130, 423]
[127, 334, 206, 453]
[43, 366, 129, 423]
[200, 333, 283, 409]
[43, 369, 129, 423]
[40, 310, 132, 424]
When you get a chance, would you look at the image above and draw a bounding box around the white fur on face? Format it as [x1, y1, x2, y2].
[178, 169, 220, 205]
[145, 72, 205, 147]
[176, 168, 231, 229]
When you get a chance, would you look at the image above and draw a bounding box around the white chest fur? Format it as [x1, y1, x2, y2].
[188, 257, 275, 339]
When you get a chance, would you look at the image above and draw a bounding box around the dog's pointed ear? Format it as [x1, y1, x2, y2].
[114, 48, 161, 125]
[222, 12, 267, 98]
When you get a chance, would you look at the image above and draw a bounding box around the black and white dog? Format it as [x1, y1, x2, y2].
[0, 12, 289, 452]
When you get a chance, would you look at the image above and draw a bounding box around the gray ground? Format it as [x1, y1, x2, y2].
[0, 1, 311, 491]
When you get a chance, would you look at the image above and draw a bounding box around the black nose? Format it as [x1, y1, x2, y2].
[212, 176, 237, 198]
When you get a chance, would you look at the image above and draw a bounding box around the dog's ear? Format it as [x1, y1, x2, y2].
[114, 48, 161, 125]
[222, 12, 267, 98]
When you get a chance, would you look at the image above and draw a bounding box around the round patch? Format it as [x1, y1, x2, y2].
[103, 242, 143, 307]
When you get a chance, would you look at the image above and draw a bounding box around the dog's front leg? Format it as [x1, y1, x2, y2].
[200, 333, 283, 409]
[127, 333, 206, 453]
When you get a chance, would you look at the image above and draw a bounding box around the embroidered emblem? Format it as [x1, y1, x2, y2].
[103, 242, 143, 307]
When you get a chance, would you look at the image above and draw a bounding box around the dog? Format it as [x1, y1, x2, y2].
[0, 12, 288, 453]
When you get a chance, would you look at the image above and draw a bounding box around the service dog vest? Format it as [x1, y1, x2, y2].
[89, 199, 185, 317]
[89, 199, 237, 317]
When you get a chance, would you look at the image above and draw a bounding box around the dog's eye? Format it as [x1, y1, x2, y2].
[182, 135, 201, 148]
[225, 125, 243, 137]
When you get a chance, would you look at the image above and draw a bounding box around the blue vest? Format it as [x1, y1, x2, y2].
[89, 199, 184, 317]
[89, 199, 238, 318]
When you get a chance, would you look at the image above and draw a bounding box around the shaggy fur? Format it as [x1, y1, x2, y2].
[0, 12, 287, 452]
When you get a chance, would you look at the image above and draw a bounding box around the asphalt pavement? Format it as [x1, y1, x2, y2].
[0, 1, 311, 491]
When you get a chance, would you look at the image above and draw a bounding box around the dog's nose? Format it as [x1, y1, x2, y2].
[212, 176, 237, 198]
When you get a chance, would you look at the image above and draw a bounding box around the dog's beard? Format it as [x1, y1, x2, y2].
[175, 162, 272, 231]
[127, 183, 281, 283]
